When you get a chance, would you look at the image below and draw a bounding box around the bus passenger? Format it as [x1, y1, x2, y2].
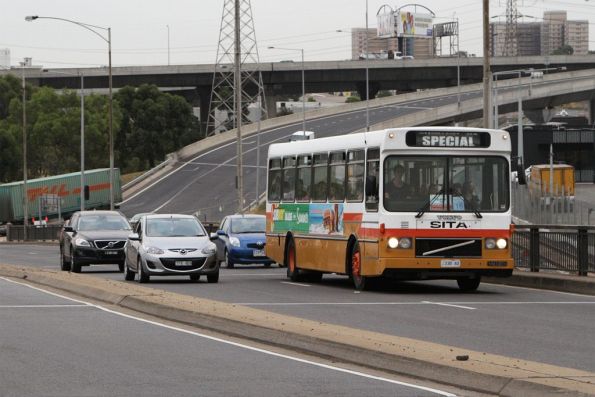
[384, 164, 410, 200]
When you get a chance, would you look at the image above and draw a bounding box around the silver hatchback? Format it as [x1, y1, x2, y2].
[124, 214, 219, 283]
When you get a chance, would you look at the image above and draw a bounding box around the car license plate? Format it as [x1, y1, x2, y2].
[176, 260, 193, 267]
[104, 250, 119, 255]
[441, 259, 461, 268]
[253, 249, 265, 257]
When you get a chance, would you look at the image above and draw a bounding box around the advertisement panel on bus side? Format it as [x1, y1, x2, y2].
[271, 203, 344, 235]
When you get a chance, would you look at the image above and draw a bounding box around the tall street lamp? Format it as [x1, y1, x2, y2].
[20, 59, 29, 240]
[268, 46, 306, 133]
[26, 15, 114, 210]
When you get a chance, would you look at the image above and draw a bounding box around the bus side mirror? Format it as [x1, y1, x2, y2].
[84, 185, 90, 200]
[517, 161, 527, 185]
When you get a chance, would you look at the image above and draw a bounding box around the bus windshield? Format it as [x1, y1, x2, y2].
[383, 155, 509, 213]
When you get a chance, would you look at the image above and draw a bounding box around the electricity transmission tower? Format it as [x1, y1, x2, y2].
[207, 0, 267, 135]
[504, 0, 519, 56]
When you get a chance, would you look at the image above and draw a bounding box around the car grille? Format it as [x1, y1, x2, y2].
[95, 240, 126, 249]
[168, 248, 198, 254]
[159, 257, 206, 271]
[415, 238, 482, 258]
[247, 242, 265, 249]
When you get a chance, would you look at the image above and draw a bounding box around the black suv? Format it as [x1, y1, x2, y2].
[59, 210, 132, 273]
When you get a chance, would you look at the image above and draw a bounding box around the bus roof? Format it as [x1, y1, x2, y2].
[268, 127, 511, 158]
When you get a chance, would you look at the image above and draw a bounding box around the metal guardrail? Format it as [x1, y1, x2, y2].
[513, 224, 595, 276]
[6, 225, 62, 242]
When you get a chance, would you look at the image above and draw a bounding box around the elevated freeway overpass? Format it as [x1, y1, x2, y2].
[4, 55, 595, 130]
[119, 68, 595, 221]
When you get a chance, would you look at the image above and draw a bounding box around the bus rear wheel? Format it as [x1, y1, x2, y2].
[457, 276, 481, 292]
[286, 239, 301, 282]
[350, 242, 368, 291]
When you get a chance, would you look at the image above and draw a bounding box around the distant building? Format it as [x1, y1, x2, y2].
[0, 48, 10, 69]
[489, 10, 589, 56]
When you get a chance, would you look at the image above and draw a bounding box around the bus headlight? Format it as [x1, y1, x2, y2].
[387, 237, 411, 249]
[485, 238, 496, 249]
[388, 237, 399, 249]
[496, 238, 508, 249]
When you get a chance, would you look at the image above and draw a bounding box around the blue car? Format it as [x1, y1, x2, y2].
[215, 214, 275, 268]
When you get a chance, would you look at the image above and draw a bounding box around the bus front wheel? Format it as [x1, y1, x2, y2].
[457, 277, 481, 292]
[350, 242, 368, 291]
[286, 239, 301, 282]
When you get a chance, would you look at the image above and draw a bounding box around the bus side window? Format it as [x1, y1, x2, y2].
[346, 150, 365, 202]
[329, 151, 346, 202]
[365, 148, 380, 211]
[312, 153, 328, 202]
[296, 155, 312, 202]
[282, 157, 296, 202]
[268, 158, 282, 202]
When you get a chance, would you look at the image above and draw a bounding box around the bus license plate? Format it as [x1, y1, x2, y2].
[441, 259, 461, 268]
[176, 261, 193, 267]
[253, 249, 265, 257]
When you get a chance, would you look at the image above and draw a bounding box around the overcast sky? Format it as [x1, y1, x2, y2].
[2, 0, 594, 68]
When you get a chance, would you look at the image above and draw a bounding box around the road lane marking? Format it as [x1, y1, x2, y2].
[422, 301, 476, 310]
[0, 277, 456, 396]
[0, 304, 90, 308]
[281, 281, 311, 287]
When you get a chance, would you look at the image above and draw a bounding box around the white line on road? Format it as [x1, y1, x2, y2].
[422, 301, 476, 310]
[0, 304, 90, 308]
[0, 276, 456, 397]
[281, 281, 311, 287]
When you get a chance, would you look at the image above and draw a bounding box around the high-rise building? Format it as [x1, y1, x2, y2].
[490, 10, 588, 57]
[0, 48, 10, 69]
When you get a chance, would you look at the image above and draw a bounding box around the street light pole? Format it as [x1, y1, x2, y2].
[21, 61, 28, 240]
[26, 15, 114, 210]
[268, 46, 306, 133]
[365, 0, 370, 131]
[80, 73, 85, 211]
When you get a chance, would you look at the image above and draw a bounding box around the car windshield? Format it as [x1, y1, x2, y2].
[78, 215, 130, 231]
[145, 218, 205, 237]
[230, 217, 265, 234]
[383, 155, 509, 213]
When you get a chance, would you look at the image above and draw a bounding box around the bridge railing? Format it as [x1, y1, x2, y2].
[512, 224, 595, 276]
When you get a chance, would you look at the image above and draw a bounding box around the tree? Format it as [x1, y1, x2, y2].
[377, 90, 393, 98]
[551, 45, 574, 55]
[0, 74, 21, 119]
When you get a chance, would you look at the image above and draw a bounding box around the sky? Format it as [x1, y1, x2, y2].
[2, 0, 595, 69]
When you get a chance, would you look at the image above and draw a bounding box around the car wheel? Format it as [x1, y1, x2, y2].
[457, 277, 481, 292]
[225, 250, 234, 269]
[137, 258, 150, 283]
[60, 248, 71, 271]
[70, 249, 81, 273]
[207, 271, 219, 283]
[189, 274, 200, 282]
[286, 239, 301, 282]
[350, 242, 368, 291]
[123, 259, 135, 281]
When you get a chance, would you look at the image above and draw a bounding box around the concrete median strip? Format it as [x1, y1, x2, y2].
[1, 263, 593, 397]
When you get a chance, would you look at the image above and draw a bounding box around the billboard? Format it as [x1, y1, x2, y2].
[396, 12, 434, 37]
[377, 12, 396, 38]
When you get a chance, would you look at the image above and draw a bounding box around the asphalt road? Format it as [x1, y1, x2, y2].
[3, 243, 595, 374]
[119, 90, 480, 221]
[0, 275, 478, 397]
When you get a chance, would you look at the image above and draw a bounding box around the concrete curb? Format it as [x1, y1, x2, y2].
[1, 264, 593, 396]
[485, 271, 595, 296]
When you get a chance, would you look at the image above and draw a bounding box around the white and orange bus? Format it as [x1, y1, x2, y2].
[265, 127, 513, 291]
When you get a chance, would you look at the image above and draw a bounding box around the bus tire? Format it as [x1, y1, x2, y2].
[286, 238, 301, 282]
[350, 242, 368, 291]
[457, 276, 481, 292]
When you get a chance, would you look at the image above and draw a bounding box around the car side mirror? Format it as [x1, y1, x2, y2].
[64, 226, 74, 233]
[128, 233, 140, 241]
[209, 232, 219, 240]
[216, 230, 226, 236]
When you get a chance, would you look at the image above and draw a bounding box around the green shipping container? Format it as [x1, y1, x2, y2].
[0, 168, 121, 223]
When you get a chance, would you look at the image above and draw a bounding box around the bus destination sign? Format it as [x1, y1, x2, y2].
[406, 131, 490, 148]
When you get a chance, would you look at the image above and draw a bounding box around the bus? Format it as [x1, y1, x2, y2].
[265, 127, 514, 291]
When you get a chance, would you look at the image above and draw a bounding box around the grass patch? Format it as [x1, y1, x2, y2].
[121, 171, 146, 185]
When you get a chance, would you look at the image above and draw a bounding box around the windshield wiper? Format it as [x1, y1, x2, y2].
[457, 194, 483, 218]
[415, 190, 445, 218]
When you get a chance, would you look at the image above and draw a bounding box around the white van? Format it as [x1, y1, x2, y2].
[289, 130, 316, 141]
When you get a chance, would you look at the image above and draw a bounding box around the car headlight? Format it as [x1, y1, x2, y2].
[202, 244, 217, 255]
[388, 237, 399, 249]
[229, 236, 240, 247]
[496, 238, 508, 249]
[74, 238, 90, 247]
[146, 246, 164, 255]
[485, 238, 496, 249]
[398, 237, 412, 249]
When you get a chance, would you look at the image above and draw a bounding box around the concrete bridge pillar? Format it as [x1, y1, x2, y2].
[264, 86, 279, 119]
[355, 81, 380, 101]
[196, 87, 211, 135]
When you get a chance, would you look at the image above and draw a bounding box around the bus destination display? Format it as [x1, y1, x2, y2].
[406, 131, 491, 148]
